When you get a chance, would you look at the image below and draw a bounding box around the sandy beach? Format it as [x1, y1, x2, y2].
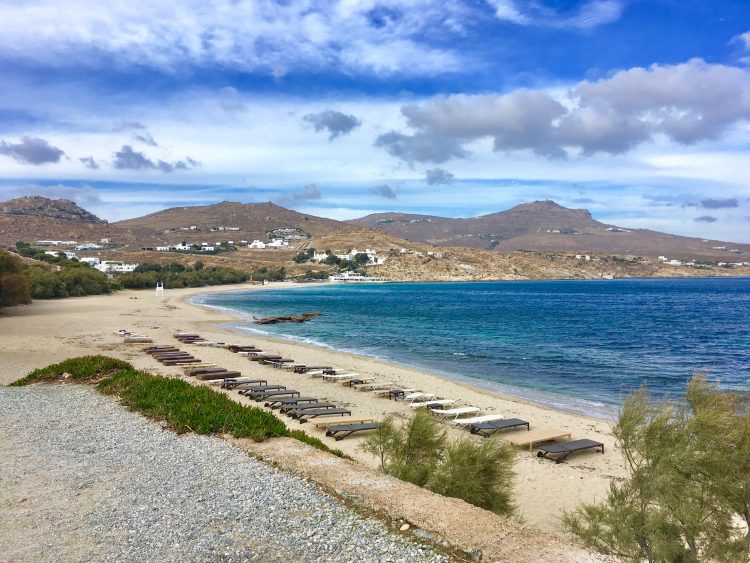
[0, 283, 627, 533]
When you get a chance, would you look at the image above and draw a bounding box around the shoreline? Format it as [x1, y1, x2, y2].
[0, 282, 627, 532]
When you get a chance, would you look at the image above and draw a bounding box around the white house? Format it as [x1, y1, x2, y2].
[45, 250, 77, 259]
[79, 257, 100, 266]
[173, 243, 192, 251]
[266, 239, 289, 249]
[312, 251, 330, 262]
[335, 248, 386, 265]
[76, 242, 104, 251]
[156, 246, 172, 252]
[248, 240, 266, 249]
[575, 254, 591, 261]
[96, 261, 138, 273]
[36, 240, 77, 246]
[200, 246, 216, 252]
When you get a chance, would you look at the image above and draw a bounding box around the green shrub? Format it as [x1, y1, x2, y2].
[11, 355, 132, 385]
[427, 435, 515, 516]
[0, 249, 32, 306]
[563, 376, 750, 562]
[360, 410, 515, 515]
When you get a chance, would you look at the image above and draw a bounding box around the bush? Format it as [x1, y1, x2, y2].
[360, 410, 515, 515]
[0, 250, 32, 306]
[563, 375, 750, 562]
[427, 435, 515, 516]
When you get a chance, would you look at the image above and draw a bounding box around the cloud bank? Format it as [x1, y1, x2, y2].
[376, 59, 750, 163]
[369, 184, 397, 199]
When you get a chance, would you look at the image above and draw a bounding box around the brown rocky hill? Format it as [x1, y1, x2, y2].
[0, 196, 115, 246]
[112, 201, 349, 246]
[350, 200, 750, 260]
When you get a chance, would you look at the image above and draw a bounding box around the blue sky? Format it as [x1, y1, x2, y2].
[1, 0, 749, 241]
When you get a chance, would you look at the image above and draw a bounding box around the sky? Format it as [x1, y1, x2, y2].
[1, 0, 749, 242]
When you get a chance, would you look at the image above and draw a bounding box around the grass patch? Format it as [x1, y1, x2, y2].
[10, 355, 132, 386]
[12, 355, 344, 455]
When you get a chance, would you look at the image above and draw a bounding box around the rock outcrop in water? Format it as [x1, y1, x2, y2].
[254, 312, 322, 324]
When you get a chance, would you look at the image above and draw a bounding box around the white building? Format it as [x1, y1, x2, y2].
[312, 251, 330, 262]
[156, 246, 172, 252]
[266, 239, 289, 249]
[200, 246, 215, 252]
[96, 261, 138, 273]
[335, 248, 386, 265]
[79, 256, 100, 266]
[36, 240, 77, 246]
[575, 254, 591, 261]
[76, 242, 103, 251]
[248, 240, 266, 249]
[173, 243, 192, 251]
[45, 250, 77, 259]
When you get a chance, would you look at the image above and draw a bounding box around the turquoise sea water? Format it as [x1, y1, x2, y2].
[195, 278, 750, 418]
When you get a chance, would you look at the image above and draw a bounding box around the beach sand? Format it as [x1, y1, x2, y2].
[0, 283, 627, 533]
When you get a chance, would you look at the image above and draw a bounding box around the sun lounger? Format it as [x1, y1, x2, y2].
[188, 366, 227, 375]
[265, 396, 318, 408]
[221, 377, 267, 389]
[125, 337, 154, 343]
[507, 430, 572, 451]
[410, 399, 456, 409]
[240, 384, 286, 395]
[313, 417, 376, 428]
[162, 358, 200, 366]
[537, 439, 604, 463]
[325, 422, 381, 440]
[451, 414, 505, 426]
[322, 373, 359, 382]
[431, 406, 480, 419]
[469, 418, 530, 437]
[353, 382, 395, 391]
[402, 392, 435, 402]
[250, 389, 300, 400]
[295, 408, 352, 422]
[196, 370, 241, 380]
[281, 402, 336, 414]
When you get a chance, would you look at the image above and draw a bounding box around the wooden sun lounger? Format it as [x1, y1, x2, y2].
[188, 366, 227, 375]
[281, 402, 336, 414]
[162, 358, 200, 366]
[294, 365, 331, 373]
[353, 382, 395, 391]
[124, 337, 154, 343]
[313, 417, 375, 428]
[470, 418, 530, 437]
[507, 430, 572, 451]
[196, 370, 241, 380]
[537, 439, 604, 463]
[265, 396, 319, 408]
[251, 389, 300, 400]
[325, 422, 381, 440]
[295, 408, 352, 422]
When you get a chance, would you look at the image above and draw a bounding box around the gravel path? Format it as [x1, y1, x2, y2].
[0, 385, 449, 562]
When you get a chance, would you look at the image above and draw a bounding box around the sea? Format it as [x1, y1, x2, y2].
[194, 278, 750, 419]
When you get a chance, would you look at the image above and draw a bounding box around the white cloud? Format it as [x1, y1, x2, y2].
[0, 0, 463, 77]
[375, 59, 750, 162]
[487, 0, 623, 29]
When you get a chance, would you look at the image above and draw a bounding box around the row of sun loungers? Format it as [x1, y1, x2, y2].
[165, 332, 605, 458]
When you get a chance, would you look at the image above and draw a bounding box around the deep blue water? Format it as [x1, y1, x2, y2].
[195, 278, 750, 418]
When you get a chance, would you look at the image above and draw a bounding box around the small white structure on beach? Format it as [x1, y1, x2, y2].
[155, 282, 164, 296]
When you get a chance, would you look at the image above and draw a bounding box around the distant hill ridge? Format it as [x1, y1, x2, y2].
[0, 196, 747, 261]
[349, 200, 750, 260]
[1, 196, 105, 223]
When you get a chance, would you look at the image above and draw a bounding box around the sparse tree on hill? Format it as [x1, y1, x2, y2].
[563, 375, 750, 562]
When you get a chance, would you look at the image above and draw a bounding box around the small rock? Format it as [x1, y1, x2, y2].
[400, 523, 410, 531]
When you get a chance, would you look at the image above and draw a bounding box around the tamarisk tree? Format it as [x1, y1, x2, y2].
[563, 375, 750, 562]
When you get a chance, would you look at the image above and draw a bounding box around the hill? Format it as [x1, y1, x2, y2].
[112, 201, 347, 246]
[350, 200, 750, 260]
[0, 196, 113, 245]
